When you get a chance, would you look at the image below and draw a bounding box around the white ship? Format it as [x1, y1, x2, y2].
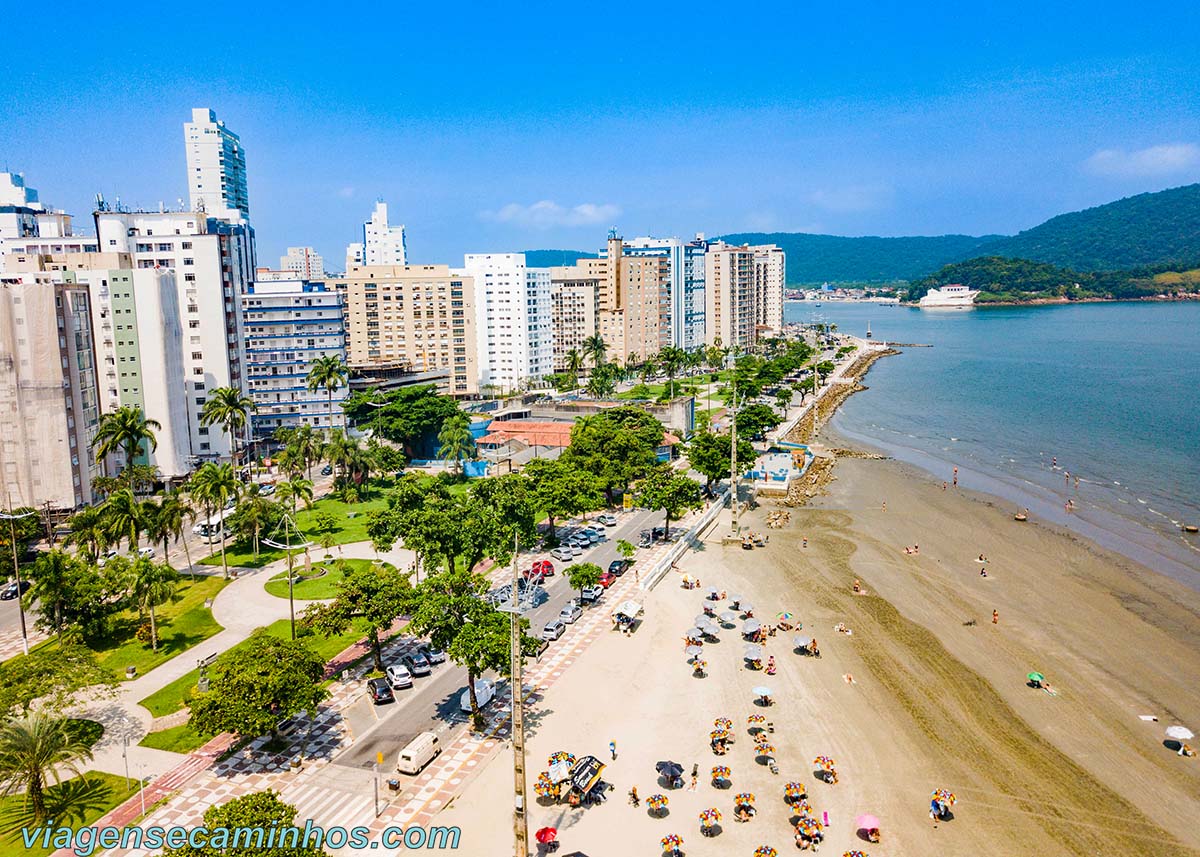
[919, 283, 978, 308]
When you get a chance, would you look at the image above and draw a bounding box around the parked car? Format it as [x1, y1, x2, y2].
[320, 464, 333, 475]
[0, 580, 29, 601]
[567, 543, 584, 556]
[137, 546, 155, 558]
[97, 548, 120, 568]
[559, 601, 583, 624]
[637, 535, 653, 549]
[523, 559, 554, 580]
[403, 652, 432, 677]
[541, 621, 566, 641]
[608, 559, 631, 577]
[257, 483, 276, 496]
[396, 732, 441, 774]
[580, 585, 604, 603]
[417, 644, 446, 665]
[550, 547, 575, 562]
[459, 678, 496, 713]
[385, 664, 413, 690]
[597, 571, 617, 589]
[368, 677, 396, 703]
[597, 513, 618, 526]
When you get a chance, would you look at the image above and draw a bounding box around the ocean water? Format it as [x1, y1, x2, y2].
[784, 300, 1200, 584]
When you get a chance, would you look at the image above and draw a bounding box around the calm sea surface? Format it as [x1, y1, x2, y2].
[784, 300, 1200, 584]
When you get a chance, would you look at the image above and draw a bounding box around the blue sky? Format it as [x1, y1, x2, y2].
[2, 1, 1198, 267]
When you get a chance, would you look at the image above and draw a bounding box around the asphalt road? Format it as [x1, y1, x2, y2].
[331, 507, 662, 774]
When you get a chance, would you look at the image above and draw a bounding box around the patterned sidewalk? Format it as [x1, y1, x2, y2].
[0, 625, 47, 661]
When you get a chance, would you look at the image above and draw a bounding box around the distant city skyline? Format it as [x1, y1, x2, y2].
[2, 2, 1197, 267]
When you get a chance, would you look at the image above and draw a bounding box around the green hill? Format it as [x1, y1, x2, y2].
[978, 184, 1200, 271]
[522, 249, 598, 267]
[717, 232, 996, 284]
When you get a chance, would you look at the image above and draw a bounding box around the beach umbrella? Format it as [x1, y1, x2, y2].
[843, 851, 868, 857]
[720, 611, 737, 623]
[734, 791, 756, 805]
[685, 645, 704, 657]
[747, 714, 766, 724]
[784, 782, 807, 799]
[548, 750, 575, 767]
[1027, 672, 1044, 683]
[685, 627, 705, 639]
[711, 765, 732, 781]
[710, 729, 731, 741]
[756, 743, 776, 756]
[793, 635, 812, 647]
[932, 788, 957, 806]
[730, 594, 743, 605]
[777, 611, 795, 622]
[752, 685, 773, 697]
[660, 833, 683, 849]
[743, 619, 762, 634]
[1166, 725, 1194, 741]
[714, 717, 733, 729]
[657, 760, 685, 779]
[695, 613, 713, 626]
[693, 658, 707, 670]
[754, 731, 770, 744]
[681, 574, 695, 584]
[741, 602, 756, 613]
[796, 817, 823, 837]
[699, 807, 721, 827]
[534, 827, 558, 844]
[813, 755, 836, 771]
[616, 600, 644, 618]
[705, 586, 720, 597]
[744, 644, 764, 661]
[648, 794, 669, 811]
[534, 773, 557, 797]
[854, 813, 880, 832]
[753, 847, 778, 857]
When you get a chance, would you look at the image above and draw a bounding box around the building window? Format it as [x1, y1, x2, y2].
[193, 367, 204, 376]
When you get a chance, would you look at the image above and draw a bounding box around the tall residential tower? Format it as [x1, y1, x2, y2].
[184, 108, 250, 221]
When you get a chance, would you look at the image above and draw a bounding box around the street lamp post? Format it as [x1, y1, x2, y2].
[496, 531, 530, 857]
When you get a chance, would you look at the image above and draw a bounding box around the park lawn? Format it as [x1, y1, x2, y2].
[0, 772, 138, 857]
[264, 558, 396, 601]
[138, 618, 368, 719]
[89, 576, 228, 678]
[138, 721, 210, 754]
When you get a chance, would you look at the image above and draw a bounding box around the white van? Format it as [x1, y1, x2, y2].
[396, 732, 441, 774]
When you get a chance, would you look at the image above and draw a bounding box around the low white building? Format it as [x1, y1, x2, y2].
[461, 253, 552, 394]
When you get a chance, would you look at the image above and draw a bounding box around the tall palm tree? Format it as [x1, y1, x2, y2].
[582, 333, 607, 370]
[190, 462, 239, 579]
[288, 423, 324, 479]
[323, 432, 356, 483]
[151, 491, 196, 580]
[126, 557, 178, 652]
[277, 477, 313, 519]
[200, 387, 256, 468]
[92, 406, 160, 482]
[235, 488, 277, 556]
[64, 506, 108, 562]
[306, 355, 349, 437]
[437, 414, 476, 475]
[659, 346, 686, 400]
[0, 711, 94, 823]
[103, 489, 149, 554]
[25, 550, 81, 636]
[564, 348, 584, 385]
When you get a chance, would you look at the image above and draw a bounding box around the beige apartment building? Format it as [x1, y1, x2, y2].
[549, 266, 600, 371]
[334, 264, 478, 396]
[705, 242, 757, 349]
[753, 244, 786, 338]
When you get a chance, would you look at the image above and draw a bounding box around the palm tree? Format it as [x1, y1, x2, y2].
[150, 491, 195, 578]
[288, 424, 324, 479]
[564, 348, 584, 387]
[276, 477, 313, 519]
[103, 489, 149, 554]
[235, 488, 277, 556]
[126, 556, 178, 651]
[436, 414, 476, 475]
[25, 550, 81, 636]
[0, 711, 94, 823]
[659, 346, 686, 400]
[323, 432, 356, 484]
[200, 387, 256, 468]
[92, 406, 160, 482]
[190, 462, 239, 579]
[306, 356, 349, 437]
[582, 333, 607, 370]
[64, 506, 108, 562]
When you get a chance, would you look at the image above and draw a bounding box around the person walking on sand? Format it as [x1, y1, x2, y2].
[688, 773, 698, 792]
[629, 786, 640, 807]
[992, 609, 999, 624]
[609, 740, 617, 760]
[953, 466, 958, 487]
[882, 501, 887, 512]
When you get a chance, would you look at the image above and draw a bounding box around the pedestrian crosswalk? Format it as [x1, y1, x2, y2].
[279, 781, 376, 828]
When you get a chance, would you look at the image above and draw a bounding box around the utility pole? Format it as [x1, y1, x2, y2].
[285, 514, 296, 640]
[509, 530, 529, 857]
[1, 487, 33, 656]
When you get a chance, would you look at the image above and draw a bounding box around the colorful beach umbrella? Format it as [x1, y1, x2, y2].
[699, 807, 722, 824]
[784, 782, 807, 799]
[813, 755, 836, 770]
[753, 847, 778, 857]
[796, 817, 823, 837]
[711, 765, 731, 780]
[792, 798, 812, 815]
[735, 792, 756, 804]
[932, 788, 957, 806]
[756, 743, 776, 755]
[648, 794, 669, 811]
[1027, 672, 1045, 683]
[777, 611, 795, 622]
[747, 714, 766, 724]
[1166, 725, 1195, 741]
[710, 729, 731, 741]
[660, 833, 683, 848]
[843, 851, 868, 857]
[534, 827, 557, 844]
[714, 717, 733, 729]
[855, 813, 880, 831]
[548, 751, 575, 766]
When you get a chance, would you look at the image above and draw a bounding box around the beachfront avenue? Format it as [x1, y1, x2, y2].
[21, 821, 462, 855]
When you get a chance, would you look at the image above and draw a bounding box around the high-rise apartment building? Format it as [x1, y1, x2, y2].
[623, 235, 708, 351]
[0, 278, 101, 509]
[184, 108, 250, 221]
[335, 264, 478, 396]
[351, 201, 407, 267]
[549, 266, 600, 372]
[242, 280, 347, 436]
[752, 244, 786, 338]
[461, 253, 552, 393]
[95, 209, 255, 461]
[4, 251, 191, 480]
[704, 242, 757, 349]
[280, 246, 325, 279]
[597, 235, 672, 364]
[0, 172, 90, 273]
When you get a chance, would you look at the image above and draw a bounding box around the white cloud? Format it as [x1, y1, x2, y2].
[336, 186, 355, 199]
[808, 183, 894, 213]
[1084, 143, 1200, 178]
[482, 200, 621, 229]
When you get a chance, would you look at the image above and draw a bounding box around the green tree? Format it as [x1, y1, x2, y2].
[562, 411, 661, 504]
[584, 362, 618, 397]
[200, 387, 256, 466]
[615, 539, 636, 564]
[405, 568, 490, 724]
[188, 631, 327, 741]
[0, 643, 117, 717]
[151, 491, 196, 578]
[567, 562, 602, 600]
[276, 477, 313, 519]
[734, 403, 782, 440]
[102, 489, 150, 554]
[582, 333, 607, 370]
[63, 506, 108, 563]
[190, 462, 240, 579]
[232, 487, 279, 557]
[776, 388, 793, 414]
[447, 607, 537, 729]
[25, 551, 122, 638]
[306, 355, 348, 438]
[340, 385, 460, 455]
[161, 790, 325, 857]
[125, 556, 178, 652]
[658, 346, 686, 400]
[92, 405, 160, 481]
[522, 458, 603, 542]
[686, 431, 756, 492]
[301, 561, 411, 672]
[286, 424, 324, 480]
[0, 711, 93, 823]
[564, 347, 584, 385]
[436, 413, 476, 475]
[635, 466, 702, 538]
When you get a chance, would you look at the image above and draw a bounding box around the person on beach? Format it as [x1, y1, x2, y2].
[978, 553, 986, 562]
[803, 537, 808, 548]
[992, 609, 999, 624]
[811, 638, 820, 657]
[882, 501, 887, 512]
[853, 579, 861, 593]
[953, 467, 958, 486]
[1180, 743, 1195, 757]
[1052, 456, 1057, 468]
[629, 786, 639, 807]
[943, 481, 947, 490]
[766, 656, 777, 675]
[913, 544, 919, 554]
[980, 567, 987, 578]
[930, 798, 941, 826]
[609, 740, 617, 760]
[1065, 470, 1070, 486]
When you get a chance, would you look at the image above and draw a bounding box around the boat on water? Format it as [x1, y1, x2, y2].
[919, 283, 978, 309]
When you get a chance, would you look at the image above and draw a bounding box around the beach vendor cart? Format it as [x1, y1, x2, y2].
[565, 756, 607, 807]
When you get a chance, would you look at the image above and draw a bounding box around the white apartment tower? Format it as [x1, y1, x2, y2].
[280, 246, 325, 278]
[704, 242, 757, 349]
[752, 244, 786, 338]
[461, 253, 553, 393]
[184, 108, 250, 221]
[623, 235, 708, 351]
[361, 202, 407, 266]
[0, 171, 86, 273]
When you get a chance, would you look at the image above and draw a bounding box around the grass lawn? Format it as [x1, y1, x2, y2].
[264, 558, 396, 601]
[0, 772, 138, 857]
[138, 618, 368, 720]
[138, 721, 211, 754]
[66, 718, 104, 750]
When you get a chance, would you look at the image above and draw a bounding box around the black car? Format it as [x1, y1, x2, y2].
[608, 559, 631, 577]
[366, 677, 394, 704]
[0, 580, 29, 601]
[402, 652, 432, 677]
